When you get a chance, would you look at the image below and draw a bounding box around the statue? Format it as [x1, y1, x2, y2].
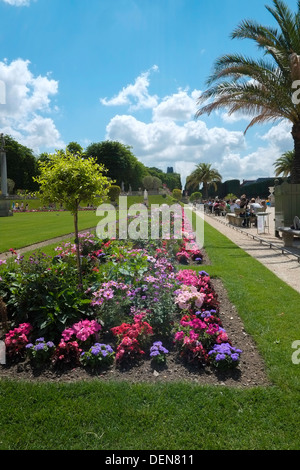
[0, 133, 5, 151]
[144, 189, 148, 207]
[0, 133, 8, 199]
[0, 133, 12, 216]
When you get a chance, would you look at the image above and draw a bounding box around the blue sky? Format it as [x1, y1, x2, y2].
[0, 0, 298, 186]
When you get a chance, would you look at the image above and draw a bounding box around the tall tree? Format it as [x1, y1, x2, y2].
[34, 150, 111, 285]
[85, 141, 148, 190]
[66, 142, 83, 156]
[196, 0, 300, 184]
[1, 135, 38, 191]
[188, 163, 222, 199]
[274, 150, 294, 177]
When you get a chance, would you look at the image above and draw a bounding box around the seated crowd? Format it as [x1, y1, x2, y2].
[204, 195, 267, 227]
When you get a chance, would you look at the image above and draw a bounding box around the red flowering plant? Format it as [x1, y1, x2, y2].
[111, 313, 153, 346]
[51, 340, 82, 367]
[5, 323, 33, 360]
[111, 312, 153, 365]
[114, 336, 145, 364]
[176, 250, 190, 265]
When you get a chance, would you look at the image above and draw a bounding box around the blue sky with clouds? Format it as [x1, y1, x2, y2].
[0, 0, 298, 186]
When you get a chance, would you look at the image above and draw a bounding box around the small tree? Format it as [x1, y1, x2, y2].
[152, 176, 162, 191]
[172, 189, 182, 201]
[143, 175, 154, 190]
[190, 191, 202, 203]
[34, 150, 111, 285]
[108, 185, 121, 202]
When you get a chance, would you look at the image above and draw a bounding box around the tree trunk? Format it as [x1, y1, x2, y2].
[203, 182, 208, 199]
[291, 122, 300, 184]
[74, 209, 83, 287]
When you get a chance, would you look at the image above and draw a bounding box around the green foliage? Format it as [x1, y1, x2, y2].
[85, 140, 148, 191]
[108, 185, 121, 202]
[172, 188, 182, 201]
[1, 134, 38, 192]
[146, 167, 182, 191]
[142, 175, 162, 190]
[273, 151, 294, 178]
[66, 142, 83, 156]
[33, 150, 112, 283]
[0, 252, 93, 341]
[190, 192, 202, 202]
[188, 163, 222, 199]
[195, 0, 300, 183]
[34, 150, 111, 214]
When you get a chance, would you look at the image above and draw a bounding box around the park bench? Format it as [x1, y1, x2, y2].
[227, 209, 257, 228]
[278, 227, 300, 247]
[226, 213, 244, 227]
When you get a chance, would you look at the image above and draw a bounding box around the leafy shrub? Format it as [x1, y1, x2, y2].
[80, 343, 115, 369]
[190, 192, 202, 202]
[25, 338, 55, 367]
[172, 189, 182, 201]
[108, 185, 121, 202]
[5, 323, 33, 359]
[51, 340, 82, 367]
[208, 343, 242, 369]
[0, 252, 93, 341]
[149, 341, 169, 364]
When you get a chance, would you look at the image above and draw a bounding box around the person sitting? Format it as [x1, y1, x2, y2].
[213, 199, 221, 215]
[291, 216, 300, 230]
[239, 196, 250, 227]
[230, 199, 240, 212]
[249, 197, 262, 214]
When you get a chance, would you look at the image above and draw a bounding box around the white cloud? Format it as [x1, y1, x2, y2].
[1, 0, 33, 6]
[100, 67, 295, 187]
[105, 112, 246, 186]
[260, 120, 293, 152]
[100, 65, 159, 111]
[153, 88, 200, 122]
[0, 59, 64, 153]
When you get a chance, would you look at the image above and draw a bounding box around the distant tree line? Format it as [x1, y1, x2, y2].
[0, 136, 182, 195]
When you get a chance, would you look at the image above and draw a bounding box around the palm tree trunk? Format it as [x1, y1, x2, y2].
[203, 182, 208, 199]
[291, 122, 300, 184]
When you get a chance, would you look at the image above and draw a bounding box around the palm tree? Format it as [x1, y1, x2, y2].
[196, 0, 300, 184]
[274, 150, 294, 177]
[188, 163, 222, 199]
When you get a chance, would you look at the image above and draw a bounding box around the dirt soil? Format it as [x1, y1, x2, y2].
[0, 275, 271, 389]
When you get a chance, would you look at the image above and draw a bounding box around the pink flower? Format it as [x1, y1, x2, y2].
[174, 331, 185, 342]
[61, 319, 102, 343]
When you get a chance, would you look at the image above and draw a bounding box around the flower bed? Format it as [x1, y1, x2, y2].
[0, 210, 243, 377]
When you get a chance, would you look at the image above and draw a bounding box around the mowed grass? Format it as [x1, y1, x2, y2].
[0, 210, 300, 450]
[0, 195, 174, 253]
[0, 211, 98, 253]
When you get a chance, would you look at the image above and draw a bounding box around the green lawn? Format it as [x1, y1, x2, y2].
[0, 211, 300, 450]
[0, 195, 174, 253]
[0, 210, 97, 253]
